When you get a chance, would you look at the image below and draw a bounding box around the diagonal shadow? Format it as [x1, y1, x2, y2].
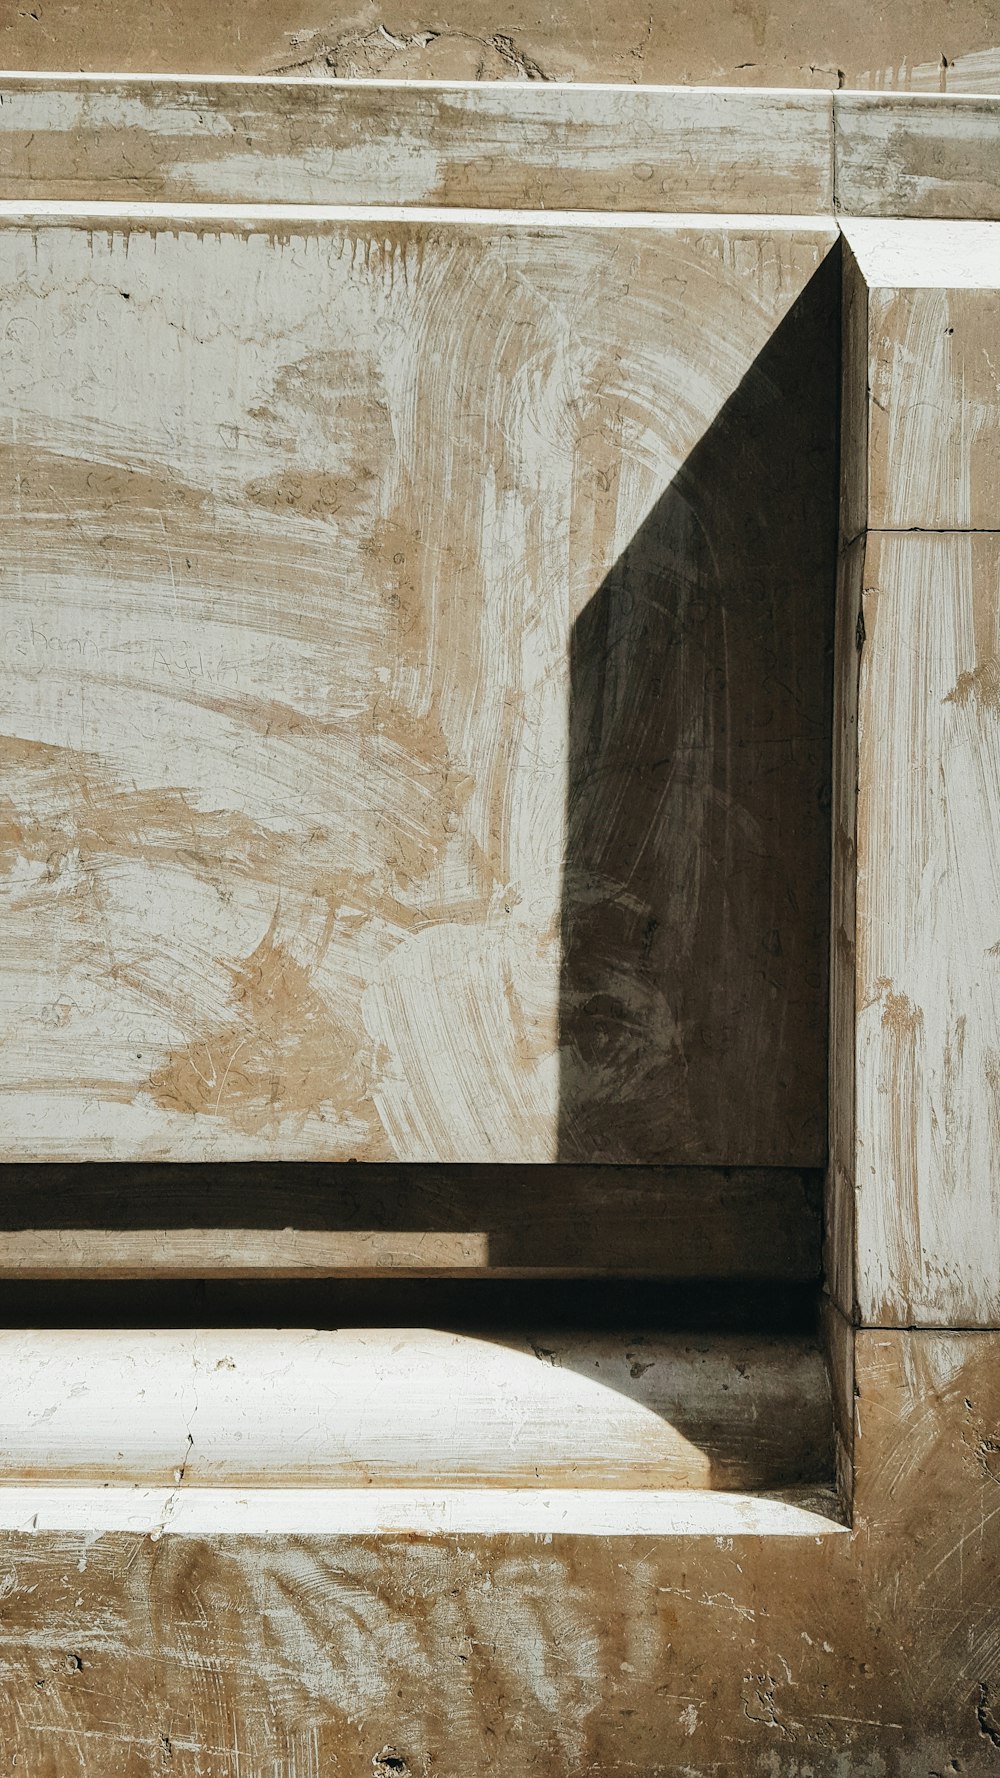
[557, 251, 840, 1167]
[0, 251, 839, 1383]
[0, 244, 840, 1488]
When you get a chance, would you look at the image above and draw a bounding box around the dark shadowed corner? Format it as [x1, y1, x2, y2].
[557, 247, 842, 1173]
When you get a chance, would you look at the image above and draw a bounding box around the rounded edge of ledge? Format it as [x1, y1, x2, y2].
[0, 1485, 849, 1539]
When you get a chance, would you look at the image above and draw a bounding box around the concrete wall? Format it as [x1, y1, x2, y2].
[1, 27, 998, 1778]
[0, 1330, 996, 1777]
[3, 0, 1000, 91]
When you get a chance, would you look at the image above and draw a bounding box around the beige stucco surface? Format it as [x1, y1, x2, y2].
[0, 1329, 992, 1777]
[0, 28, 996, 1772]
[0, 213, 837, 1166]
[3, 0, 1000, 90]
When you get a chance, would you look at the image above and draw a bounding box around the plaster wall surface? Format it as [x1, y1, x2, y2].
[0, 1330, 993, 1778]
[4, 0, 1000, 92]
[0, 58, 997, 1778]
